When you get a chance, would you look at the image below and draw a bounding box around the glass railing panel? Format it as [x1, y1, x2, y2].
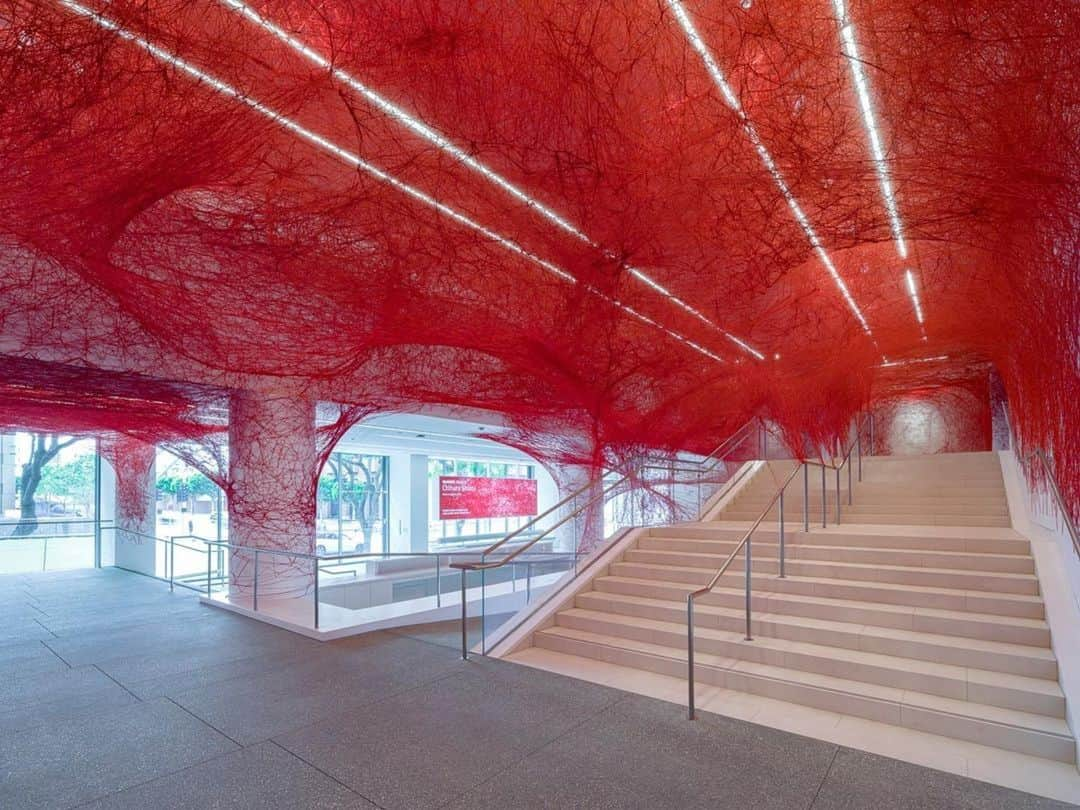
[0, 518, 99, 574]
[478, 549, 578, 653]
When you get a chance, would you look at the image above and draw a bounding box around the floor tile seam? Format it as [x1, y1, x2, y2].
[32, 616, 59, 637]
[123, 649, 325, 700]
[431, 691, 634, 810]
[266, 738, 390, 810]
[806, 745, 841, 810]
[41, 638, 75, 667]
[61, 739, 260, 810]
[91, 641, 310, 687]
[91, 663, 145, 701]
[256, 661, 474, 745]
[163, 695, 245, 748]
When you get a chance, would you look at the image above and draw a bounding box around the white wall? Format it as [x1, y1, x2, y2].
[999, 450, 1080, 767]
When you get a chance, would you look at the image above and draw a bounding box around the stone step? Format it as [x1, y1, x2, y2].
[608, 562, 1045, 619]
[533, 627, 1074, 763]
[619, 550, 1040, 595]
[555, 608, 1065, 717]
[575, 590, 1057, 679]
[718, 511, 1012, 527]
[731, 498, 1010, 514]
[636, 537, 1035, 574]
[593, 576, 1051, 646]
[652, 524, 1032, 555]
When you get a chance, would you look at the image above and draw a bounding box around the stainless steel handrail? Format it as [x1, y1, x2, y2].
[1024, 448, 1079, 559]
[462, 417, 758, 572]
[686, 412, 869, 719]
[450, 418, 762, 658]
[473, 417, 758, 563]
[801, 413, 868, 526]
[686, 463, 802, 719]
[698, 420, 758, 471]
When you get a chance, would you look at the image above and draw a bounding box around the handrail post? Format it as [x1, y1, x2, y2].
[744, 536, 753, 641]
[836, 466, 842, 523]
[460, 568, 468, 660]
[480, 567, 487, 655]
[803, 463, 809, 533]
[857, 430, 863, 482]
[778, 489, 786, 578]
[435, 553, 441, 608]
[253, 549, 259, 612]
[821, 464, 827, 528]
[848, 453, 853, 504]
[169, 536, 175, 593]
[313, 555, 320, 630]
[206, 542, 212, 596]
[687, 595, 696, 720]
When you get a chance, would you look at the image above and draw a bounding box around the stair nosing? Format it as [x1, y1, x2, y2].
[535, 626, 1072, 738]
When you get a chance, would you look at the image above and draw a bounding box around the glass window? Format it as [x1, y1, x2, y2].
[316, 453, 389, 557]
[1, 432, 99, 574]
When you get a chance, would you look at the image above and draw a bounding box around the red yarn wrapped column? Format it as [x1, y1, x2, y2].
[99, 436, 157, 574]
[554, 464, 606, 554]
[228, 392, 317, 599]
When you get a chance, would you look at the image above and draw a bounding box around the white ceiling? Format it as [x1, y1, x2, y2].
[333, 411, 534, 462]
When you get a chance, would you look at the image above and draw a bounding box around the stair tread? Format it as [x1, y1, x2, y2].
[668, 521, 1027, 539]
[579, 590, 1056, 660]
[640, 538, 1033, 563]
[604, 569, 1044, 607]
[536, 625, 1072, 738]
[620, 552, 1039, 584]
[559, 607, 1064, 697]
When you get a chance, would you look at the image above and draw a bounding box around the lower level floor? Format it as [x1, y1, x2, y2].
[0, 568, 1074, 809]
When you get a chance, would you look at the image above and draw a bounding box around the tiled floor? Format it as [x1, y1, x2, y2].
[0, 568, 1075, 809]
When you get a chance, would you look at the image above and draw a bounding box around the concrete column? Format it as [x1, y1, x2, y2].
[0, 434, 15, 513]
[387, 453, 429, 553]
[228, 392, 317, 599]
[103, 438, 156, 576]
[553, 464, 605, 553]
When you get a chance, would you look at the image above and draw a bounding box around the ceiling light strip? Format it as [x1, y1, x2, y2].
[217, 0, 760, 359]
[58, 0, 723, 365]
[904, 269, 924, 324]
[879, 354, 947, 368]
[664, 0, 873, 336]
[831, 0, 907, 260]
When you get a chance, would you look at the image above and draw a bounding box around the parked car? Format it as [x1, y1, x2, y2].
[316, 535, 368, 556]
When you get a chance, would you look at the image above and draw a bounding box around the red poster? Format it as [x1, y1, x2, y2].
[438, 476, 538, 520]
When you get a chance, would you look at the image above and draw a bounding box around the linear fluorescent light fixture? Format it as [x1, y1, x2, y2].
[664, 0, 873, 336]
[879, 354, 947, 368]
[58, 0, 724, 365]
[831, 0, 907, 260]
[904, 269, 924, 324]
[218, 0, 761, 360]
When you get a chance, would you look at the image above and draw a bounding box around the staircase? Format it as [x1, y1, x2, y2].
[722, 452, 1012, 527]
[516, 452, 1075, 763]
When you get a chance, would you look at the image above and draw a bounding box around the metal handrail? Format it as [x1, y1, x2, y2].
[462, 417, 759, 572]
[698, 419, 759, 471]
[450, 418, 762, 659]
[472, 418, 758, 563]
[0, 517, 105, 527]
[1024, 448, 1079, 559]
[686, 412, 869, 718]
[686, 463, 802, 719]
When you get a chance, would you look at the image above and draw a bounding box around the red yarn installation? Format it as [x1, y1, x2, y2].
[99, 435, 156, 526]
[0, 1, 1075, 520]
